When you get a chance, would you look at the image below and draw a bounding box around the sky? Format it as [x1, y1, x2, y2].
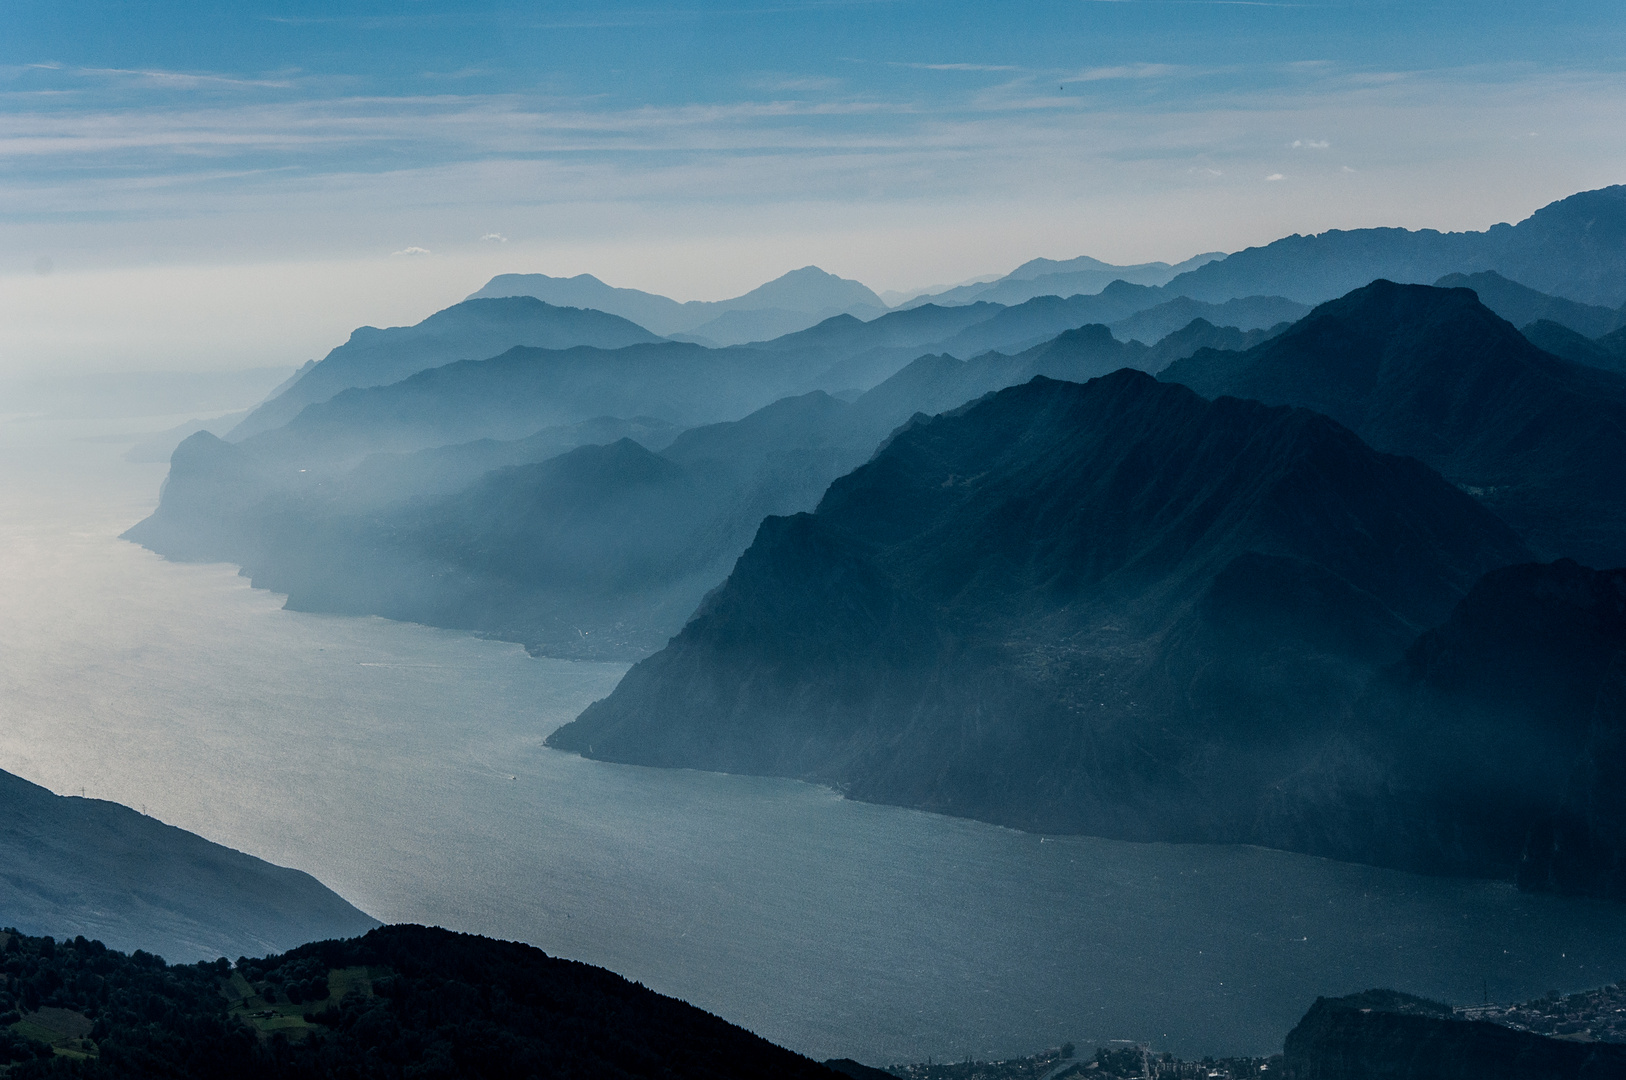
[3, 0, 1625, 375]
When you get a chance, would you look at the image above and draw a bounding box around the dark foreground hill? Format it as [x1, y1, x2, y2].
[0, 925, 846, 1080]
[0, 770, 377, 963]
[1162, 280, 1626, 569]
[1280, 990, 1626, 1080]
[550, 372, 1529, 845]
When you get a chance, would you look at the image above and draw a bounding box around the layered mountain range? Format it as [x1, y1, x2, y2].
[127, 274, 1292, 657]
[1154, 184, 1626, 307]
[124, 183, 1626, 897]
[128, 315, 1213, 657]
[551, 282, 1626, 894]
[469, 265, 889, 343]
[230, 297, 663, 440]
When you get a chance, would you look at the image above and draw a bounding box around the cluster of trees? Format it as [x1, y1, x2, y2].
[0, 925, 843, 1079]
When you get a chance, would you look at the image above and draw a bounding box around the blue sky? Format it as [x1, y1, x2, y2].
[3, 1, 1625, 372]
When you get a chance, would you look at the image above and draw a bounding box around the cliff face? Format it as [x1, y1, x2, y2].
[1281, 990, 1626, 1080]
[550, 371, 1530, 847]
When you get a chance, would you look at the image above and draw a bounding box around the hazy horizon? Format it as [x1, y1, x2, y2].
[5, 0, 1626, 375]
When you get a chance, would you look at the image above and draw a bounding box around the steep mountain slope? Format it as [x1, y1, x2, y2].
[1242, 559, 1626, 889]
[1386, 561, 1626, 893]
[550, 372, 1528, 844]
[0, 769, 377, 962]
[229, 297, 663, 440]
[1434, 270, 1625, 338]
[1520, 319, 1626, 374]
[1161, 280, 1626, 567]
[1595, 323, 1626, 365]
[470, 266, 884, 336]
[1489, 184, 1626, 306]
[1163, 185, 1626, 307]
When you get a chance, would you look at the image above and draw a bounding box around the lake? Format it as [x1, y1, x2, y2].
[3, 412, 1625, 1063]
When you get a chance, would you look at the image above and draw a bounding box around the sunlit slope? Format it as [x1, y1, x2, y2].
[0, 770, 378, 963]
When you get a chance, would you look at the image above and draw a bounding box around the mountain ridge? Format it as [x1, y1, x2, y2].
[549, 371, 1529, 848]
[1160, 280, 1626, 568]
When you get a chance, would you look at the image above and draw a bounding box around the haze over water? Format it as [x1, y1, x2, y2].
[5, 409, 1626, 1063]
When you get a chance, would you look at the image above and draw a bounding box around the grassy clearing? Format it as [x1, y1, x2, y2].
[219, 965, 387, 1040]
[7, 1006, 97, 1060]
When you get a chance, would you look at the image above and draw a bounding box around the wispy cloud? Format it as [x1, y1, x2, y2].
[888, 62, 1023, 73]
[41, 64, 299, 90]
[391, 246, 431, 256]
[1070, 63, 1184, 82]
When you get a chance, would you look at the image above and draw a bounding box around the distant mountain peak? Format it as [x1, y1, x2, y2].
[728, 265, 886, 311]
[1161, 278, 1626, 567]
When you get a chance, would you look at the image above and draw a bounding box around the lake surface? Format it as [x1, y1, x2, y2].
[4, 414, 1626, 1063]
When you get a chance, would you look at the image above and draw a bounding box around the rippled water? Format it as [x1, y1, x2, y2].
[4, 415, 1626, 1063]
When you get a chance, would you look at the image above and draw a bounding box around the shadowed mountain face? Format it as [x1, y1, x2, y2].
[1164, 185, 1626, 307]
[1519, 319, 1626, 374]
[1282, 990, 1626, 1080]
[0, 769, 378, 962]
[1383, 561, 1626, 893]
[1434, 270, 1626, 339]
[1243, 560, 1626, 891]
[549, 372, 1528, 846]
[228, 297, 664, 440]
[1161, 280, 1626, 568]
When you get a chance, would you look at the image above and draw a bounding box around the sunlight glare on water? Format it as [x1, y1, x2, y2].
[4, 416, 1626, 1063]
